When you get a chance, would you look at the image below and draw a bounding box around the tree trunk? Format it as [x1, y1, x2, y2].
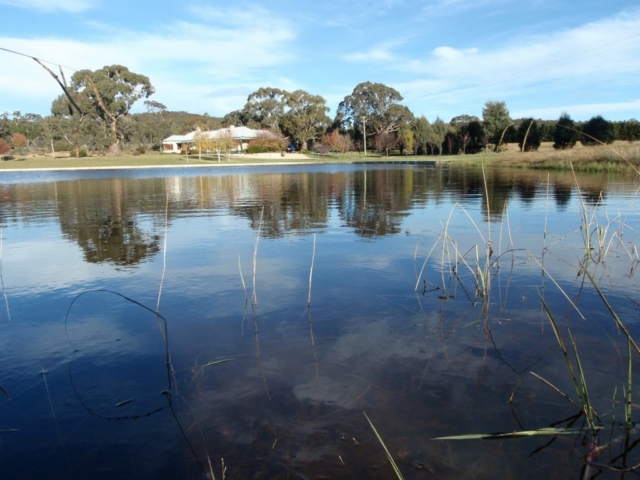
[108, 119, 121, 156]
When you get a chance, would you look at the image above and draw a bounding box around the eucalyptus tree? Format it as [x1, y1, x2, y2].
[243, 87, 287, 131]
[278, 90, 331, 149]
[0, 112, 9, 139]
[450, 114, 484, 154]
[51, 86, 97, 157]
[411, 116, 432, 154]
[51, 65, 154, 155]
[431, 117, 448, 155]
[336, 82, 414, 139]
[482, 101, 512, 151]
[396, 123, 414, 155]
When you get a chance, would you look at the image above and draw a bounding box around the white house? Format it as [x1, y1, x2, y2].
[162, 126, 267, 153]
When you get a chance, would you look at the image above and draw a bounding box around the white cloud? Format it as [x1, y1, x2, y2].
[343, 48, 396, 63]
[0, 0, 97, 12]
[513, 99, 640, 120]
[360, 7, 640, 119]
[343, 38, 407, 63]
[0, 6, 297, 116]
[421, 0, 506, 17]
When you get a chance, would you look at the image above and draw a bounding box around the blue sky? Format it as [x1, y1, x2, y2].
[1, 0, 639, 122]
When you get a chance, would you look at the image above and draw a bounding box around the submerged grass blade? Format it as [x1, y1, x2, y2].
[252, 206, 264, 306]
[0, 226, 11, 322]
[363, 411, 404, 480]
[308, 233, 316, 307]
[568, 329, 597, 432]
[531, 256, 585, 320]
[238, 255, 248, 300]
[433, 426, 601, 440]
[192, 358, 233, 381]
[529, 372, 582, 410]
[537, 289, 581, 395]
[584, 268, 640, 356]
[41, 367, 72, 468]
[537, 289, 599, 431]
[627, 338, 633, 429]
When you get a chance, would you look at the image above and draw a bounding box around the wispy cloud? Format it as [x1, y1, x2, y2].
[342, 39, 407, 63]
[421, 0, 504, 16]
[0, 0, 97, 12]
[349, 7, 640, 118]
[0, 5, 297, 115]
[513, 99, 640, 120]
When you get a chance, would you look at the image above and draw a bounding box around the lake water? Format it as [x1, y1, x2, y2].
[0, 164, 639, 479]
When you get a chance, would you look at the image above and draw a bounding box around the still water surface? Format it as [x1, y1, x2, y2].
[0, 165, 639, 479]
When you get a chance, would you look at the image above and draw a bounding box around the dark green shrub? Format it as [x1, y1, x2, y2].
[553, 113, 577, 149]
[135, 145, 146, 155]
[517, 119, 541, 152]
[246, 145, 269, 154]
[78, 148, 88, 158]
[581, 115, 615, 145]
[53, 140, 70, 153]
[246, 132, 287, 153]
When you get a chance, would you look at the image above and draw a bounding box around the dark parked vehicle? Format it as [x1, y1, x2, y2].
[286, 143, 297, 153]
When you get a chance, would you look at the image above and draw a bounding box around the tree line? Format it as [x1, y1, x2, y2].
[1, 64, 638, 158]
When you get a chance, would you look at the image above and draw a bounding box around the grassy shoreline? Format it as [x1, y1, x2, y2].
[1, 141, 638, 174]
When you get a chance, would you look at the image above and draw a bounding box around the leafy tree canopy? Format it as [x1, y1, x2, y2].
[278, 90, 331, 149]
[243, 87, 287, 131]
[482, 101, 512, 150]
[336, 82, 413, 137]
[411, 116, 432, 155]
[51, 65, 154, 155]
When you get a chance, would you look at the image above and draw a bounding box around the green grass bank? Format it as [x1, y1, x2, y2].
[1, 141, 638, 174]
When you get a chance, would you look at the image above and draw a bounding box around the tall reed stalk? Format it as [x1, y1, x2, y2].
[156, 194, 169, 313]
[41, 367, 72, 468]
[0, 227, 10, 322]
[252, 206, 264, 306]
[308, 233, 316, 307]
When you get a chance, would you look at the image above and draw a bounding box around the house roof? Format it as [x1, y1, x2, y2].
[163, 126, 271, 143]
[162, 134, 193, 143]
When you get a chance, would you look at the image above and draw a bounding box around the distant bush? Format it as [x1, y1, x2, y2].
[78, 148, 88, 158]
[312, 144, 329, 154]
[581, 115, 615, 146]
[135, 145, 146, 155]
[517, 119, 541, 152]
[0, 139, 10, 155]
[323, 131, 353, 153]
[553, 113, 577, 150]
[246, 145, 269, 154]
[246, 131, 287, 153]
[53, 140, 70, 153]
[11, 133, 27, 149]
